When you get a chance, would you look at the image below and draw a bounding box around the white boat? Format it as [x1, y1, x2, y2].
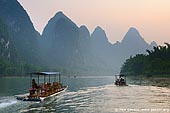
[16, 72, 68, 102]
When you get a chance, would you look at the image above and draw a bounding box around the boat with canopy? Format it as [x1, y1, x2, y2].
[114, 74, 128, 86]
[16, 72, 67, 102]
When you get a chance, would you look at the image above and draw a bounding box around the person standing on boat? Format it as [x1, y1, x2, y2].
[119, 75, 125, 85]
[32, 79, 38, 89]
[29, 79, 38, 95]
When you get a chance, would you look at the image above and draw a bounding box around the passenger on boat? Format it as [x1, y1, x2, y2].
[32, 79, 38, 88]
[115, 75, 126, 86]
[119, 75, 126, 85]
[29, 79, 38, 95]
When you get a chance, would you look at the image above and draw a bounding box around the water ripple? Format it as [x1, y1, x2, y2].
[1, 83, 170, 113]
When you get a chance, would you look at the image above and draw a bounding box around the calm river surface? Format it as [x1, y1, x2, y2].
[0, 76, 170, 113]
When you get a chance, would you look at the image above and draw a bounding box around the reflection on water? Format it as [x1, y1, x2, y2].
[0, 76, 170, 113]
[19, 85, 170, 113]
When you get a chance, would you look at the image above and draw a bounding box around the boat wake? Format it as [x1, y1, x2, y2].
[45, 84, 170, 113]
[0, 97, 17, 109]
[0, 96, 33, 113]
[1, 83, 170, 113]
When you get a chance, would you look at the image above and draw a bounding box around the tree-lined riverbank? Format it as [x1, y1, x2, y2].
[127, 76, 170, 88]
[121, 43, 170, 77]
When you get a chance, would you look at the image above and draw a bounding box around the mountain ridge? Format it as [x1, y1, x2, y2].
[41, 11, 156, 75]
[0, 2, 157, 76]
[0, 0, 41, 65]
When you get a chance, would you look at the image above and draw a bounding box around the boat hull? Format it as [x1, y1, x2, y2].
[115, 84, 128, 86]
[16, 86, 68, 102]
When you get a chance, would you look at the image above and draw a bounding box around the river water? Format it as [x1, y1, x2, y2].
[0, 76, 170, 113]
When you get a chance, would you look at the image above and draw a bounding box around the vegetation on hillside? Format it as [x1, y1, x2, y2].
[121, 42, 170, 77]
[0, 18, 47, 77]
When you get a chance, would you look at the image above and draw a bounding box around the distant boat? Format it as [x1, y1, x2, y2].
[16, 72, 67, 102]
[114, 74, 128, 86]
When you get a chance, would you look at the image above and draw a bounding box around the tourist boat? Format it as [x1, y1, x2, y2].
[16, 72, 67, 102]
[114, 74, 128, 86]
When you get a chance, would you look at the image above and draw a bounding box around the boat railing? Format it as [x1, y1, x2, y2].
[29, 81, 65, 97]
[28, 72, 66, 97]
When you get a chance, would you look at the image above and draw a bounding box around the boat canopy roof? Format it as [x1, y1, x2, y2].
[31, 72, 60, 75]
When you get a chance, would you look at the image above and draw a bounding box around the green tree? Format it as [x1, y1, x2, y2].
[121, 42, 170, 77]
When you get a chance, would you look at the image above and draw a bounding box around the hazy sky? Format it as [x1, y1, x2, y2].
[18, 0, 170, 44]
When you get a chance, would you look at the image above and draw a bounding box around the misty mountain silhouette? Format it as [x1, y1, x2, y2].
[91, 26, 109, 43]
[0, 0, 40, 65]
[121, 27, 145, 44]
[41, 11, 156, 75]
[0, 0, 157, 76]
[119, 27, 153, 55]
[41, 11, 81, 71]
